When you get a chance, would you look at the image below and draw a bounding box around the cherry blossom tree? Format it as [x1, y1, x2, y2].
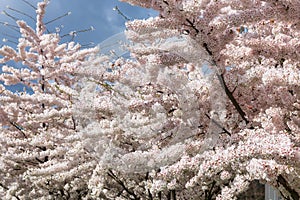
[0, 0, 299, 200]
[0, 1, 98, 199]
[77, 0, 299, 199]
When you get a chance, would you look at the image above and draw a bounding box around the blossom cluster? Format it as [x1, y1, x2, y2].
[0, 0, 299, 199]
[0, 1, 98, 199]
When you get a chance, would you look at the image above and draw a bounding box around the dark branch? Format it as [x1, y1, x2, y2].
[205, 114, 231, 136]
[203, 43, 213, 56]
[21, 0, 37, 10]
[185, 19, 199, 34]
[158, 191, 162, 200]
[113, 6, 131, 21]
[0, 183, 8, 190]
[200, 38, 248, 125]
[216, 74, 249, 124]
[277, 175, 299, 200]
[9, 121, 27, 138]
[205, 181, 216, 200]
[145, 172, 153, 200]
[107, 169, 139, 200]
[7, 6, 35, 22]
[168, 190, 176, 200]
[71, 116, 76, 130]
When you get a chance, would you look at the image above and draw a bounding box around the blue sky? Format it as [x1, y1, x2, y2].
[0, 0, 157, 92]
[0, 0, 157, 47]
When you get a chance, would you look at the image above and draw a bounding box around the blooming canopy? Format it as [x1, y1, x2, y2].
[0, 0, 299, 199]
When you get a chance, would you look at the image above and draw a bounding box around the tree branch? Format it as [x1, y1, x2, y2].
[185, 19, 199, 34]
[0, 183, 8, 190]
[205, 113, 231, 136]
[200, 40, 249, 125]
[205, 181, 216, 200]
[216, 74, 249, 124]
[277, 175, 299, 200]
[107, 169, 139, 200]
[9, 121, 27, 138]
[167, 190, 176, 200]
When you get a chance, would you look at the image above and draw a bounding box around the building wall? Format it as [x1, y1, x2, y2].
[265, 184, 283, 200]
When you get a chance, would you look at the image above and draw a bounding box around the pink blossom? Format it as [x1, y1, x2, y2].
[1, 0, 299, 199]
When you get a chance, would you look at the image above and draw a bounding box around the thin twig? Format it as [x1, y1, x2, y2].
[21, 0, 37, 10]
[2, 10, 19, 21]
[7, 6, 35, 22]
[0, 32, 19, 39]
[0, 21, 19, 32]
[113, 6, 131, 21]
[107, 169, 137, 199]
[45, 12, 71, 25]
[9, 121, 27, 138]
